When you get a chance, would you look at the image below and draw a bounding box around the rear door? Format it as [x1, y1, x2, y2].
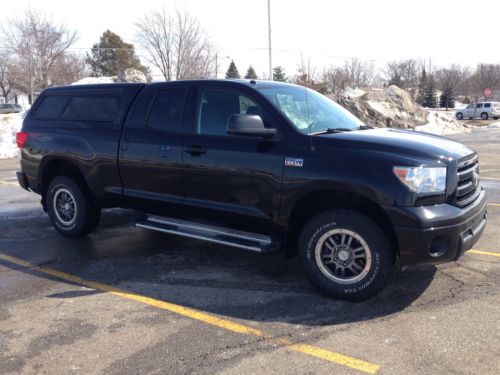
[181, 84, 287, 236]
[119, 83, 188, 216]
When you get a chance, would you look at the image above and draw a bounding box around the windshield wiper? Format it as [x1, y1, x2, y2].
[311, 128, 354, 135]
[358, 125, 374, 130]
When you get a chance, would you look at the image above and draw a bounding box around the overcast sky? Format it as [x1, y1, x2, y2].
[1, 0, 499, 79]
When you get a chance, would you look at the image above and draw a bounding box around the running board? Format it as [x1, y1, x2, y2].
[135, 215, 276, 253]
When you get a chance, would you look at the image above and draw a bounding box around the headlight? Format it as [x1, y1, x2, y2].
[393, 166, 447, 194]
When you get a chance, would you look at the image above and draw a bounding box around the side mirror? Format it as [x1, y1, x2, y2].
[227, 114, 276, 138]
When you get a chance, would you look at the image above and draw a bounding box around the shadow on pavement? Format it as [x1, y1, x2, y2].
[0, 209, 436, 327]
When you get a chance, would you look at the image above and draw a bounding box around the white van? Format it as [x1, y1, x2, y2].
[456, 102, 500, 120]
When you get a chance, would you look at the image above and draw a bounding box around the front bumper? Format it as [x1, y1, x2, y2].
[384, 188, 487, 266]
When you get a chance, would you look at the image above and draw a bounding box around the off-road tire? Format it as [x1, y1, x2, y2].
[298, 210, 394, 301]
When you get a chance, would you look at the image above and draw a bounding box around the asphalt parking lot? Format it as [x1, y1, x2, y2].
[1, 128, 499, 374]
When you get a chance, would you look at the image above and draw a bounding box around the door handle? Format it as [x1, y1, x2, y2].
[185, 145, 207, 156]
[121, 136, 129, 151]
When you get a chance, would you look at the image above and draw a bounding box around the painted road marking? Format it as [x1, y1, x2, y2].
[482, 177, 500, 181]
[0, 253, 379, 374]
[468, 249, 500, 258]
[0, 180, 18, 186]
[487, 203, 500, 207]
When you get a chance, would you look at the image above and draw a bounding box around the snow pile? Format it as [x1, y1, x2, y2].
[72, 69, 147, 85]
[487, 121, 500, 129]
[335, 85, 428, 129]
[0, 113, 24, 159]
[415, 110, 468, 135]
[72, 76, 116, 85]
[117, 68, 147, 83]
[341, 87, 366, 98]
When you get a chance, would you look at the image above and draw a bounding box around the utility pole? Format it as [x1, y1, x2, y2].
[267, 0, 273, 81]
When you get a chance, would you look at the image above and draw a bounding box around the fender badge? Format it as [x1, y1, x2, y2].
[285, 158, 304, 167]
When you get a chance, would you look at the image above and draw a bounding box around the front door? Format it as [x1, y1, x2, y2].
[464, 104, 476, 118]
[182, 85, 287, 235]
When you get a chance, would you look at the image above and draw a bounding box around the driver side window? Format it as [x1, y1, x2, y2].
[196, 88, 266, 136]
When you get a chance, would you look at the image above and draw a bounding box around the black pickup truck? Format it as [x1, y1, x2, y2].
[16, 80, 487, 300]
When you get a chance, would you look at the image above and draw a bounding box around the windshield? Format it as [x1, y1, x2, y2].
[256, 85, 363, 134]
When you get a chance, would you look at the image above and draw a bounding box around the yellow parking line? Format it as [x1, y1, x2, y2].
[487, 203, 500, 207]
[0, 253, 379, 374]
[0, 180, 18, 186]
[467, 249, 500, 258]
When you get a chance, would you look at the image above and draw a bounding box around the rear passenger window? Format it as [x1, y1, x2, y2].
[147, 88, 186, 132]
[34, 96, 70, 118]
[34, 93, 121, 122]
[61, 94, 120, 121]
[484, 103, 491, 108]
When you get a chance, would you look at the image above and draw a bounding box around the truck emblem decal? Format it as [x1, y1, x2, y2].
[285, 158, 303, 167]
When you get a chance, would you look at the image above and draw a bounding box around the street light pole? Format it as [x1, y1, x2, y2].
[267, 0, 273, 81]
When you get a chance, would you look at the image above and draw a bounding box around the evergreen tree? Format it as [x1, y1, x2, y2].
[225, 60, 240, 79]
[86, 30, 148, 77]
[273, 66, 287, 82]
[244, 66, 258, 79]
[416, 68, 427, 105]
[423, 74, 438, 108]
[439, 90, 455, 109]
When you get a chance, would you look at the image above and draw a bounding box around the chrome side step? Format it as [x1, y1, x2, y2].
[135, 215, 276, 253]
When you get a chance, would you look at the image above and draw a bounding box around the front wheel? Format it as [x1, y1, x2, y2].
[456, 112, 464, 120]
[47, 176, 101, 237]
[298, 210, 394, 301]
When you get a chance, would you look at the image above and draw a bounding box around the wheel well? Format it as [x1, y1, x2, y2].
[40, 159, 92, 210]
[285, 190, 398, 260]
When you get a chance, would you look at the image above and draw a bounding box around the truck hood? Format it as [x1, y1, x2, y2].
[319, 128, 474, 162]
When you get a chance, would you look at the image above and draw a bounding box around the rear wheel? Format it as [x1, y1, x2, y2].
[481, 112, 488, 120]
[298, 210, 394, 301]
[47, 176, 101, 237]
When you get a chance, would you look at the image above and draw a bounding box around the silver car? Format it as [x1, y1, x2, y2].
[0, 103, 22, 114]
[456, 102, 500, 120]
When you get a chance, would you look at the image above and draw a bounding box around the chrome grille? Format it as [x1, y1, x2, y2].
[454, 154, 480, 207]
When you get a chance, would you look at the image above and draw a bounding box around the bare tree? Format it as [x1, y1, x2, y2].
[321, 58, 375, 98]
[136, 8, 216, 80]
[1, 9, 78, 103]
[472, 63, 500, 100]
[296, 55, 316, 87]
[385, 59, 421, 98]
[50, 54, 87, 86]
[435, 64, 469, 110]
[0, 50, 17, 102]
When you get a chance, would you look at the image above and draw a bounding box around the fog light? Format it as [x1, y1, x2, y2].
[428, 236, 448, 257]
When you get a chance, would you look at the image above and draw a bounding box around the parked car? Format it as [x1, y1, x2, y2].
[0, 103, 22, 114]
[16, 80, 487, 301]
[455, 102, 500, 120]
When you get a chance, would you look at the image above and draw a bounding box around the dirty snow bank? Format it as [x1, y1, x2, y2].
[72, 76, 116, 85]
[487, 121, 500, 129]
[72, 69, 148, 85]
[0, 113, 24, 159]
[336, 85, 428, 129]
[415, 110, 468, 135]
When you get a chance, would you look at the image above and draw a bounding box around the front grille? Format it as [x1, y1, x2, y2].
[453, 154, 480, 207]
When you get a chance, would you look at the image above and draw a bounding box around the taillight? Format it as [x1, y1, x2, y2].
[16, 132, 29, 148]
